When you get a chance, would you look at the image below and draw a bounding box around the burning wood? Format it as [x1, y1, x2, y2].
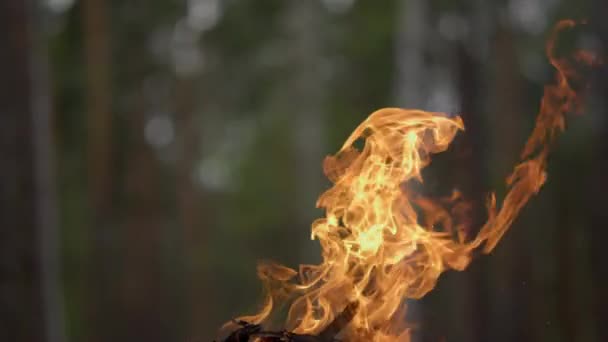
[220, 302, 359, 342]
[218, 20, 601, 342]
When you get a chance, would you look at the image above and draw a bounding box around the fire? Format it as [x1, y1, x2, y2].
[229, 20, 600, 341]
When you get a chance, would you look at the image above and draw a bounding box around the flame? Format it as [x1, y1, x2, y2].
[231, 20, 600, 341]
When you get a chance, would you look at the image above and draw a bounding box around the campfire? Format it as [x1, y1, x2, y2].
[217, 20, 601, 342]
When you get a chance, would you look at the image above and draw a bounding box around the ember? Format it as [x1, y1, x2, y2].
[219, 20, 601, 342]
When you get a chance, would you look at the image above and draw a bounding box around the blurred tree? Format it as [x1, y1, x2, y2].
[82, 0, 114, 340]
[121, 94, 168, 342]
[392, 1, 430, 339]
[0, 0, 64, 341]
[282, 0, 328, 259]
[393, 0, 429, 109]
[83, 0, 112, 220]
[485, 24, 528, 342]
[590, 1, 608, 340]
[114, 2, 175, 340]
[444, 6, 489, 341]
[175, 75, 208, 340]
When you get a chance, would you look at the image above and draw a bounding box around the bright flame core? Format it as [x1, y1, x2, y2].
[232, 20, 600, 341]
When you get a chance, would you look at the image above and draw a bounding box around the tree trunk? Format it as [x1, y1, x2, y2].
[450, 41, 486, 342]
[484, 26, 529, 342]
[282, 0, 328, 258]
[83, 0, 113, 219]
[82, 0, 114, 340]
[392, 1, 430, 339]
[174, 77, 210, 340]
[121, 95, 168, 342]
[393, 0, 429, 109]
[589, 3, 608, 340]
[0, 0, 63, 341]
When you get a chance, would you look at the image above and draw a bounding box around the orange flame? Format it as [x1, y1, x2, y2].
[230, 20, 600, 341]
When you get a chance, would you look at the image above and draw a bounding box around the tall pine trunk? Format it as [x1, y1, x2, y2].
[82, 0, 115, 340]
[589, 3, 608, 340]
[0, 0, 63, 341]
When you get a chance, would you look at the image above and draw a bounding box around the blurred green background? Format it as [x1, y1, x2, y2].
[1, 0, 607, 341]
